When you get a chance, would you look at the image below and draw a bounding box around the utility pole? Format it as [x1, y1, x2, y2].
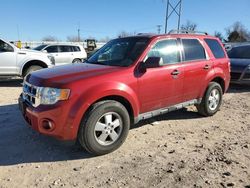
[164, 0, 183, 33]
[77, 22, 81, 42]
[157, 25, 162, 34]
[77, 28, 80, 42]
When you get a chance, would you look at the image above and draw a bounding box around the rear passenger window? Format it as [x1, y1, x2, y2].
[182, 39, 206, 61]
[45, 46, 58, 53]
[204, 39, 226, 58]
[59, 46, 73, 52]
[73, 46, 81, 52]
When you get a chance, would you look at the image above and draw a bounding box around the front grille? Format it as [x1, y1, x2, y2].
[231, 72, 241, 80]
[22, 81, 39, 107]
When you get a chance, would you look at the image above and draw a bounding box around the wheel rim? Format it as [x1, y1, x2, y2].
[94, 112, 123, 146]
[208, 88, 220, 111]
[73, 59, 81, 63]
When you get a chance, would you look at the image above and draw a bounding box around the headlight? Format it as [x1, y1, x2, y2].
[47, 55, 55, 65]
[38, 87, 70, 105]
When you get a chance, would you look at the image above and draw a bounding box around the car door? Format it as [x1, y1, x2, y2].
[181, 38, 212, 101]
[138, 38, 184, 113]
[0, 40, 17, 75]
[57, 45, 74, 64]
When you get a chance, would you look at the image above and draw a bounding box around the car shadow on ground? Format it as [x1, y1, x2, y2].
[133, 108, 201, 130]
[0, 78, 23, 87]
[0, 104, 93, 166]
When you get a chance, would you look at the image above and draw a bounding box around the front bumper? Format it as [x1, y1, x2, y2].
[18, 95, 76, 140]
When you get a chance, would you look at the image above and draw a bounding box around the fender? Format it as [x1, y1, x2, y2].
[67, 81, 140, 139]
[17, 52, 52, 75]
[199, 67, 227, 97]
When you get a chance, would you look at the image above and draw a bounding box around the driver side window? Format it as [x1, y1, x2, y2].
[147, 39, 180, 65]
[0, 40, 14, 52]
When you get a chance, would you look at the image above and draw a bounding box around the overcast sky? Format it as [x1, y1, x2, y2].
[0, 0, 249, 41]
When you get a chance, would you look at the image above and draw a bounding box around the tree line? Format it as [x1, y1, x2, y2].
[41, 21, 250, 43]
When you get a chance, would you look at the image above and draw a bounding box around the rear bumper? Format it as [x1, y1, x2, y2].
[18, 95, 77, 141]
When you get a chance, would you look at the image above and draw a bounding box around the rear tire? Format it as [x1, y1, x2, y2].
[196, 82, 223, 117]
[23, 65, 43, 77]
[72, 59, 82, 63]
[78, 100, 130, 155]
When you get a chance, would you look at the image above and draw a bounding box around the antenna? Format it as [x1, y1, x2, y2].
[164, 0, 183, 33]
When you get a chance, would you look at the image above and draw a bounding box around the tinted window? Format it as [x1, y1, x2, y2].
[59, 46, 73, 52]
[45, 46, 58, 53]
[72, 46, 81, 52]
[227, 46, 250, 59]
[87, 37, 149, 67]
[182, 39, 206, 61]
[0, 40, 14, 52]
[205, 39, 225, 58]
[147, 39, 180, 65]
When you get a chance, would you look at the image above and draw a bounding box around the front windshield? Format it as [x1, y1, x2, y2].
[33, 44, 48, 51]
[87, 37, 150, 67]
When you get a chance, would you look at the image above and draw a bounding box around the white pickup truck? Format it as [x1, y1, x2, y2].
[0, 38, 55, 78]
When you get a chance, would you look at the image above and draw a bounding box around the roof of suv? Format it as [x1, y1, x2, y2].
[122, 33, 218, 41]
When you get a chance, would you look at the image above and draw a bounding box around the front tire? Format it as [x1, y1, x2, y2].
[23, 65, 43, 77]
[196, 82, 223, 117]
[78, 100, 130, 155]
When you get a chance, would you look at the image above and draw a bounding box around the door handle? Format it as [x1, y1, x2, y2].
[171, 70, 180, 76]
[204, 64, 210, 70]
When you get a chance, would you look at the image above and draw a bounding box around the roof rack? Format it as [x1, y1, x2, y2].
[168, 30, 208, 35]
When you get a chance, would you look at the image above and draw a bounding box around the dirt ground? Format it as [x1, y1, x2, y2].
[0, 79, 249, 188]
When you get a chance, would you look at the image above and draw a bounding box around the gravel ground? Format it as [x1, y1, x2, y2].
[0, 79, 249, 188]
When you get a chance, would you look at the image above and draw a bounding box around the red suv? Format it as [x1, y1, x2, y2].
[19, 32, 230, 155]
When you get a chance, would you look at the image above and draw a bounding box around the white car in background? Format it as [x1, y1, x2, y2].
[33, 44, 87, 64]
[0, 38, 55, 78]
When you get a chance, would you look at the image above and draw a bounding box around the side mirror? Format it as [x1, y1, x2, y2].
[144, 57, 163, 68]
[42, 49, 48, 53]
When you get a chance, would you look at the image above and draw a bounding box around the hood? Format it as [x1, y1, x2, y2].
[230, 58, 250, 71]
[26, 63, 124, 87]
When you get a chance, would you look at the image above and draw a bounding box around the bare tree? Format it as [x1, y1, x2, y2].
[67, 35, 84, 42]
[181, 20, 197, 31]
[214, 31, 224, 41]
[99, 36, 111, 43]
[42, 35, 58, 42]
[225, 21, 250, 42]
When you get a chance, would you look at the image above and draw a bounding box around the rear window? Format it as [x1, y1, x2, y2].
[182, 39, 206, 61]
[204, 39, 226, 59]
[227, 45, 250, 59]
[72, 46, 81, 52]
